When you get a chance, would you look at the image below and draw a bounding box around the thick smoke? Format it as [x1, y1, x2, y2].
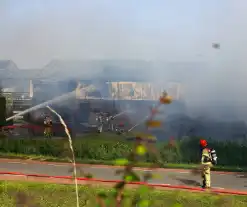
[1, 0, 247, 123]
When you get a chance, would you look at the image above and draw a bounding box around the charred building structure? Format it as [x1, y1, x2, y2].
[1, 60, 187, 137]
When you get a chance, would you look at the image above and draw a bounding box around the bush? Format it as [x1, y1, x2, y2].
[0, 136, 247, 167]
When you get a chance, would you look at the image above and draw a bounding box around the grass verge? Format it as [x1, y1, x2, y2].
[0, 180, 247, 207]
[0, 152, 246, 173]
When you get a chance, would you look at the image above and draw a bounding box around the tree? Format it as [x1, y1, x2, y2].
[0, 81, 2, 96]
[0, 94, 6, 128]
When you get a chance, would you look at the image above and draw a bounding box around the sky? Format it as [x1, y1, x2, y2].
[1, 0, 247, 119]
[0, 0, 242, 68]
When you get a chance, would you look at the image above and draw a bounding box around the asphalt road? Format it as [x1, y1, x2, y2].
[0, 160, 246, 191]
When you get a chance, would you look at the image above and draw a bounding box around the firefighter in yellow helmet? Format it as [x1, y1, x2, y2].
[200, 139, 216, 189]
[44, 115, 53, 138]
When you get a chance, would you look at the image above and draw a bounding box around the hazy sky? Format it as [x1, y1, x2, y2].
[1, 0, 245, 68]
[2, 0, 247, 120]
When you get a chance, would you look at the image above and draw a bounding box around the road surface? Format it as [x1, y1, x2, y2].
[0, 159, 246, 191]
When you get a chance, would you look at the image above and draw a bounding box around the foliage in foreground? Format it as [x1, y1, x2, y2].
[0, 181, 247, 207]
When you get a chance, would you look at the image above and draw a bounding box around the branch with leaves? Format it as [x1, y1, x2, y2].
[94, 91, 173, 207]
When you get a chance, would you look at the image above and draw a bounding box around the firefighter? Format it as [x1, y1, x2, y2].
[44, 116, 53, 138]
[106, 115, 114, 132]
[96, 113, 103, 133]
[200, 139, 213, 189]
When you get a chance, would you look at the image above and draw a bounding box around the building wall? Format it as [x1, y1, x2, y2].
[109, 81, 161, 100]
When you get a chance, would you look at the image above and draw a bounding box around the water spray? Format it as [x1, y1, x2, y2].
[6, 91, 76, 121]
[128, 91, 172, 133]
[128, 115, 149, 132]
[46, 105, 79, 207]
[6, 85, 92, 122]
[113, 110, 130, 118]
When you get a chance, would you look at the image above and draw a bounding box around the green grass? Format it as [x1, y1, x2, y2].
[0, 152, 246, 173]
[0, 181, 246, 207]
